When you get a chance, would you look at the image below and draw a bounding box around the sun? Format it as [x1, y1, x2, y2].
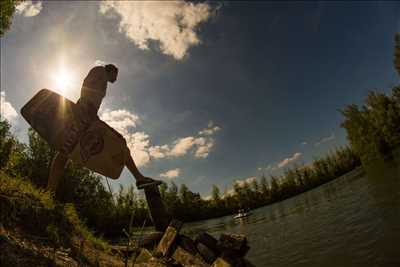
[52, 68, 74, 94]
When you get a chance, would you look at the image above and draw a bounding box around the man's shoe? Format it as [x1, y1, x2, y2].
[136, 177, 162, 189]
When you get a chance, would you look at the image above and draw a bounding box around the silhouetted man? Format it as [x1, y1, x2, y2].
[47, 64, 161, 195]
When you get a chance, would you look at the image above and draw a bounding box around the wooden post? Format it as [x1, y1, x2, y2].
[144, 184, 170, 232]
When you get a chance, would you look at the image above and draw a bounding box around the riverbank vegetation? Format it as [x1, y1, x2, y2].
[158, 146, 361, 222]
[1, 118, 360, 238]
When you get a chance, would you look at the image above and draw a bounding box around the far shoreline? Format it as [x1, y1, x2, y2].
[184, 165, 366, 226]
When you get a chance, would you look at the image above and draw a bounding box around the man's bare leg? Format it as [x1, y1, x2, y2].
[124, 147, 161, 189]
[47, 152, 68, 193]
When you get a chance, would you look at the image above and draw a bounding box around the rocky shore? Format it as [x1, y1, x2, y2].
[131, 220, 255, 267]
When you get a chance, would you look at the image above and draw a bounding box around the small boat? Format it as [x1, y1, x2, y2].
[233, 209, 251, 219]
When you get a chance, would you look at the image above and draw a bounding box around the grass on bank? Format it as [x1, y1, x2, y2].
[0, 171, 114, 265]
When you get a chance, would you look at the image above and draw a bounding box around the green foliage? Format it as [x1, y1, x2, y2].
[0, 172, 108, 251]
[341, 86, 400, 163]
[25, 129, 56, 187]
[0, 170, 54, 209]
[211, 184, 221, 203]
[64, 203, 109, 251]
[0, 0, 21, 36]
[0, 120, 28, 177]
[0, 120, 15, 169]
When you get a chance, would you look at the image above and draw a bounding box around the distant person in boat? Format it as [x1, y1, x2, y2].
[47, 64, 161, 195]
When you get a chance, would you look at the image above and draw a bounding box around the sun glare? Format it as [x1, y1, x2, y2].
[52, 68, 74, 95]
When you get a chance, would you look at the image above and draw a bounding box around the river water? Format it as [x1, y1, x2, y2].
[182, 162, 400, 267]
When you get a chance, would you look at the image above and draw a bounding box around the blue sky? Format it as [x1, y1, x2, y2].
[1, 1, 399, 197]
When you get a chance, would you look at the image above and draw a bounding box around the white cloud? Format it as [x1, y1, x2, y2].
[199, 121, 221, 135]
[162, 122, 221, 159]
[149, 145, 170, 159]
[100, 108, 220, 167]
[0, 92, 18, 122]
[160, 168, 181, 179]
[100, 109, 140, 134]
[199, 126, 221, 135]
[315, 133, 335, 146]
[277, 152, 302, 169]
[16, 1, 42, 17]
[194, 137, 215, 158]
[234, 176, 257, 187]
[169, 136, 196, 156]
[168, 135, 216, 159]
[125, 131, 151, 167]
[99, 1, 215, 60]
[259, 152, 303, 173]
